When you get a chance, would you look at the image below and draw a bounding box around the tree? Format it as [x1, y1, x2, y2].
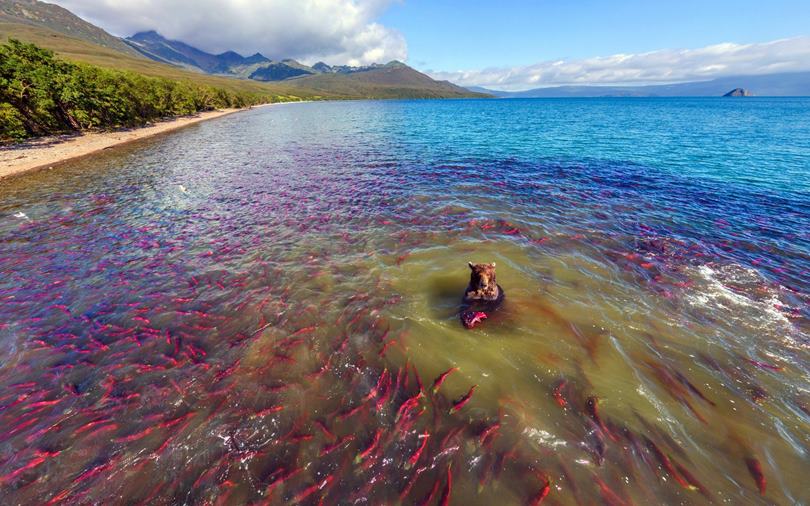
[0, 39, 271, 143]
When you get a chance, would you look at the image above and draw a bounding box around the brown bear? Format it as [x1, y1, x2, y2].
[460, 262, 504, 329]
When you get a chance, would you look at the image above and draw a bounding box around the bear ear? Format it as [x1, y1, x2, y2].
[468, 262, 475, 269]
[491, 262, 496, 267]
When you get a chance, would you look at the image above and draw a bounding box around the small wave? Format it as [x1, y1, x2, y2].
[522, 427, 567, 449]
[685, 263, 805, 348]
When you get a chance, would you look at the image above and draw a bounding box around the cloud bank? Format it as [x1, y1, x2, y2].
[51, 0, 407, 65]
[429, 37, 810, 91]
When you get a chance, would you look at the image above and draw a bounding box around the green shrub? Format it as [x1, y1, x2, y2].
[0, 102, 27, 141]
[0, 39, 270, 142]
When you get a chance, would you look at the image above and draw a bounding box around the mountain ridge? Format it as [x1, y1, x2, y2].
[125, 30, 271, 75]
[124, 30, 422, 84]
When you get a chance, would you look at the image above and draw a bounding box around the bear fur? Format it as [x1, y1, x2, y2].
[460, 263, 504, 328]
[463, 262, 504, 307]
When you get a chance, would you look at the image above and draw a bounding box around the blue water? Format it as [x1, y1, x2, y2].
[0, 98, 808, 505]
[345, 97, 810, 191]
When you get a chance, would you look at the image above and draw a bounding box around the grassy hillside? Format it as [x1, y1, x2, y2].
[297, 63, 480, 98]
[0, 0, 141, 57]
[292, 71, 482, 99]
[0, 39, 270, 142]
[0, 22, 314, 100]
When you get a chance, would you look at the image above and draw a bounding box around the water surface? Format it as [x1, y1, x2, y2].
[1, 98, 808, 505]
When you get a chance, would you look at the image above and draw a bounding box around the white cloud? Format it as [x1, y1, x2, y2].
[428, 37, 810, 91]
[50, 0, 407, 65]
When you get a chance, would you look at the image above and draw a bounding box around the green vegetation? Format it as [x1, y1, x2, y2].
[0, 39, 277, 142]
[0, 22, 315, 99]
[0, 22, 485, 102]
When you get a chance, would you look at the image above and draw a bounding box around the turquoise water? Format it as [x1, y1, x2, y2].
[0, 98, 808, 505]
[340, 97, 810, 191]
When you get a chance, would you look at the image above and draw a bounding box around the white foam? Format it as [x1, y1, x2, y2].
[522, 427, 567, 449]
[684, 263, 804, 348]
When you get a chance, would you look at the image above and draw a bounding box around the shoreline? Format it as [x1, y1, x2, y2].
[0, 105, 272, 181]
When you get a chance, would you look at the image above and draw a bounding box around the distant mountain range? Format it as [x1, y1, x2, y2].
[469, 72, 810, 98]
[124, 30, 412, 83]
[0, 0, 485, 99]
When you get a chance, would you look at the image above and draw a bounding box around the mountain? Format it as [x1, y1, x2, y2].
[313, 62, 390, 75]
[125, 30, 223, 71]
[0, 0, 486, 100]
[123, 30, 485, 97]
[249, 61, 314, 81]
[312, 62, 333, 73]
[123, 31, 460, 90]
[474, 72, 810, 98]
[284, 61, 479, 99]
[0, 0, 141, 56]
[125, 30, 279, 76]
[219, 50, 269, 67]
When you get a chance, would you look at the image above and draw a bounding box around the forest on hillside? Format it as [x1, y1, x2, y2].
[0, 40, 276, 142]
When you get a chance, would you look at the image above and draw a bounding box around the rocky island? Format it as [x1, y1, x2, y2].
[723, 88, 753, 97]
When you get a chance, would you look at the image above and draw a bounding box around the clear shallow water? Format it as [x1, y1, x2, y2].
[0, 98, 808, 505]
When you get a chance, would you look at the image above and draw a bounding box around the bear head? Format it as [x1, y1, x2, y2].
[468, 262, 497, 290]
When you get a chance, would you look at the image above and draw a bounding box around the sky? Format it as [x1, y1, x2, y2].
[52, 0, 810, 90]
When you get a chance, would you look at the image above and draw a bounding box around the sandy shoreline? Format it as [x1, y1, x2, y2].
[0, 105, 266, 180]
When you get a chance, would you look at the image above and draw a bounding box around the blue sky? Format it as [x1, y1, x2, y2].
[380, 0, 810, 71]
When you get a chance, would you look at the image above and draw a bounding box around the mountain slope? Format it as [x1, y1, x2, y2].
[0, 0, 142, 57]
[249, 61, 315, 81]
[290, 62, 480, 99]
[125, 30, 276, 75]
[475, 72, 810, 97]
[125, 30, 220, 71]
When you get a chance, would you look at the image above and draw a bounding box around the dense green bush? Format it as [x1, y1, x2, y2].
[0, 102, 27, 141]
[0, 39, 268, 142]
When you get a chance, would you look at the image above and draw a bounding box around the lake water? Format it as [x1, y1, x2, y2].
[0, 98, 808, 505]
